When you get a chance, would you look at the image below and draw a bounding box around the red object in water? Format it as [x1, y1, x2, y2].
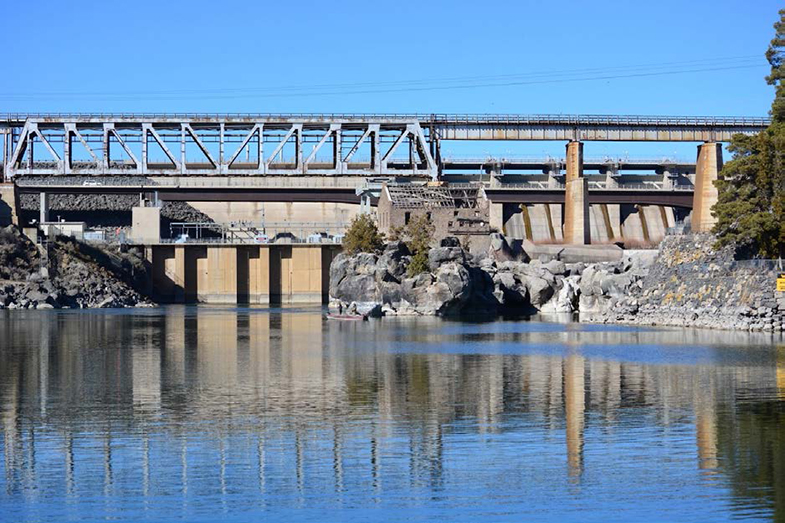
[326, 314, 367, 321]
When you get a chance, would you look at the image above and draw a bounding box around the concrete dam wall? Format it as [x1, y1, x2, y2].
[147, 243, 342, 305]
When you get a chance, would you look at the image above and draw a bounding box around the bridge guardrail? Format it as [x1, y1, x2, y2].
[1, 112, 771, 127]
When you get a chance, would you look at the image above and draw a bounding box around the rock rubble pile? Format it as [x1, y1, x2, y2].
[0, 226, 153, 309]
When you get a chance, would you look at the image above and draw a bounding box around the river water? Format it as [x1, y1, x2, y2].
[1, 307, 784, 522]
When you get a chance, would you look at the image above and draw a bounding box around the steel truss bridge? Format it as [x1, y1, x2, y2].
[1, 113, 769, 180]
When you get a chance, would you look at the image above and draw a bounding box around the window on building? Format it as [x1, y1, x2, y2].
[404, 212, 411, 225]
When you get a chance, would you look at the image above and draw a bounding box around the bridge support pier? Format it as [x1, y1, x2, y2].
[691, 142, 723, 233]
[39, 192, 49, 224]
[563, 141, 590, 245]
[489, 202, 504, 234]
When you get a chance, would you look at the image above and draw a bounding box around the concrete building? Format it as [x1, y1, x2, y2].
[377, 183, 491, 246]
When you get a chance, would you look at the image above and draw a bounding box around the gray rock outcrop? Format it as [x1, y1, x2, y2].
[328, 232, 784, 331]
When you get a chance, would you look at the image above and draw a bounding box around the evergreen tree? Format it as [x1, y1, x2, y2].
[713, 9, 785, 258]
[343, 213, 385, 254]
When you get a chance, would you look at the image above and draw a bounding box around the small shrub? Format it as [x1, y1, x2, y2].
[343, 214, 385, 254]
[387, 225, 404, 242]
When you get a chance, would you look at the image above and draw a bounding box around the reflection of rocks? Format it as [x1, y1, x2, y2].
[329, 233, 785, 331]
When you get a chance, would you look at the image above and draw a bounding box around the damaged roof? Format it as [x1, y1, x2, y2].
[384, 184, 482, 209]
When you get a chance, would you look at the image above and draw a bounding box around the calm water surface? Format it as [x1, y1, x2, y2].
[1, 307, 784, 522]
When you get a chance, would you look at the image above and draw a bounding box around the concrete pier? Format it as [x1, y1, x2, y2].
[149, 243, 340, 305]
[691, 142, 723, 233]
[0, 183, 18, 226]
[563, 141, 591, 245]
[131, 206, 162, 244]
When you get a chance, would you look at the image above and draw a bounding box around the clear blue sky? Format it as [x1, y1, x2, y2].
[1, 0, 781, 158]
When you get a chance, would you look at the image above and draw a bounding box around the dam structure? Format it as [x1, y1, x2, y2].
[0, 113, 769, 304]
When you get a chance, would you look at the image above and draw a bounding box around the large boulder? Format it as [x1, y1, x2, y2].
[488, 233, 524, 262]
[428, 246, 466, 271]
[330, 252, 381, 304]
[540, 275, 580, 313]
[399, 263, 472, 315]
[375, 242, 410, 283]
[525, 275, 555, 307]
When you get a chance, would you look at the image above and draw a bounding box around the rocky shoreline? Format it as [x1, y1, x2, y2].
[329, 233, 785, 332]
[0, 226, 153, 309]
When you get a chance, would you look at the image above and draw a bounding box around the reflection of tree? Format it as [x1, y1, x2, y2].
[715, 400, 785, 522]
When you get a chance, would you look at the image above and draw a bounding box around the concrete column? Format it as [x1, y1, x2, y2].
[0, 183, 18, 226]
[151, 246, 183, 302]
[248, 246, 270, 304]
[206, 246, 238, 304]
[39, 192, 49, 224]
[565, 140, 583, 183]
[691, 142, 723, 233]
[489, 202, 504, 234]
[171, 246, 186, 302]
[290, 246, 323, 304]
[563, 141, 590, 244]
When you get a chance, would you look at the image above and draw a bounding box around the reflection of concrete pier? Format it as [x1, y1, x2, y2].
[564, 354, 585, 480]
[694, 370, 718, 471]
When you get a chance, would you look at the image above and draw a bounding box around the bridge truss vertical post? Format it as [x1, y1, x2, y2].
[691, 142, 723, 233]
[563, 141, 590, 244]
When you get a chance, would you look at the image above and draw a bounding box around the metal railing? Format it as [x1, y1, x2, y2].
[442, 155, 692, 165]
[17, 176, 365, 189]
[1, 112, 771, 127]
[489, 182, 565, 190]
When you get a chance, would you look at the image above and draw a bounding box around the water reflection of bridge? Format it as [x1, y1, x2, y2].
[1, 310, 783, 518]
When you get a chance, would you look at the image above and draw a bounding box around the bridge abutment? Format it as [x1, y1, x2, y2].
[563, 141, 591, 245]
[691, 142, 723, 233]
